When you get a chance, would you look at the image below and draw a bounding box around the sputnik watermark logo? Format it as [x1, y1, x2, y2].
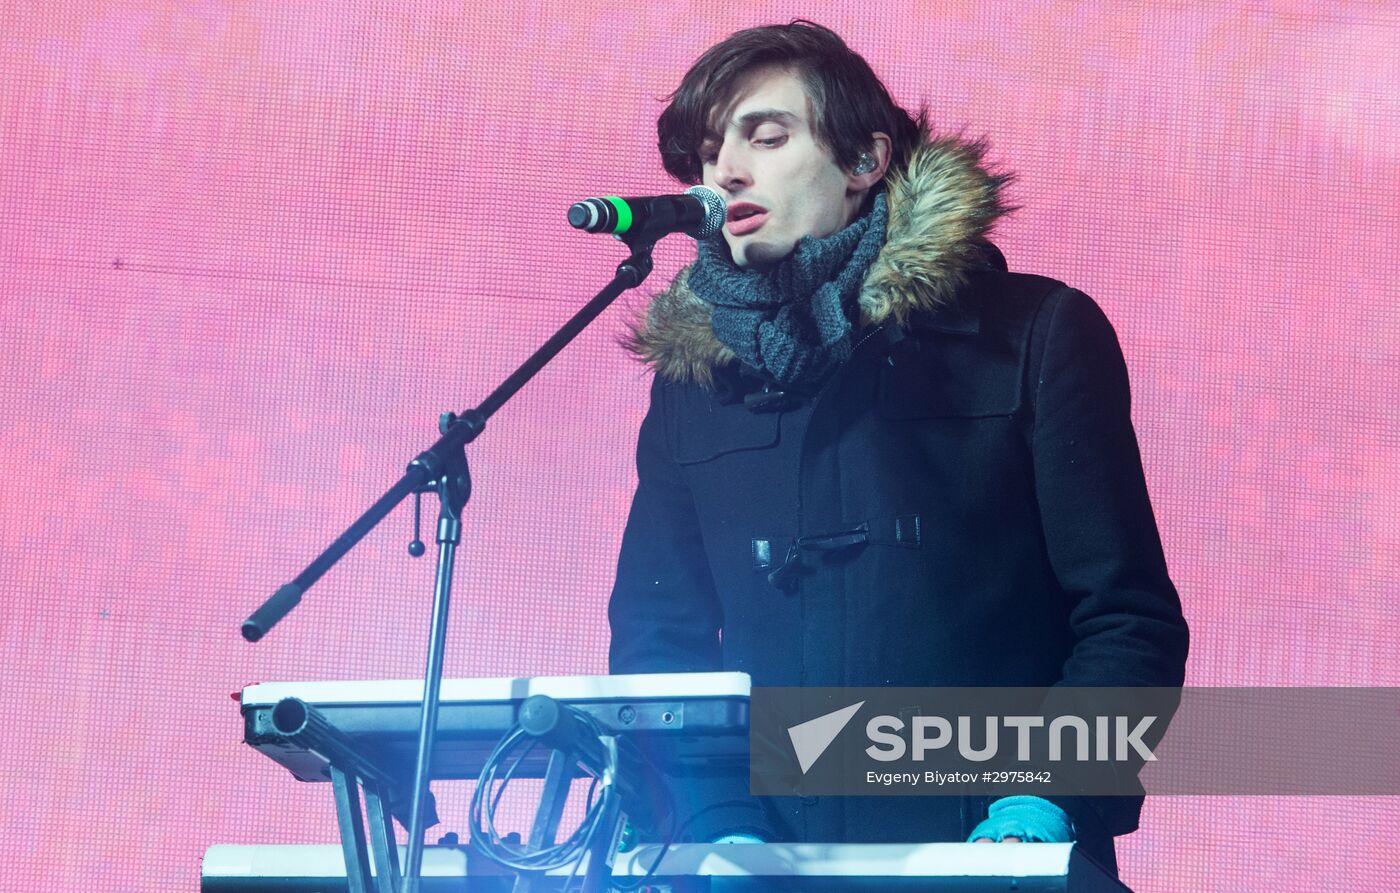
[756, 687, 1400, 797]
[783, 699, 1157, 773]
[752, 687, 1190, 797]
[787, 700, 864, 773]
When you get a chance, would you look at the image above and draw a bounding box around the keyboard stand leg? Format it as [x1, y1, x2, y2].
[578, 783, 622, 893]
[511, 749, 575, 893]
[331, 765, 374, 893]
[364, 782, 403, 893]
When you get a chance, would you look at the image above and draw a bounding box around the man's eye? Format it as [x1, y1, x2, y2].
[754, 134, 787, 148]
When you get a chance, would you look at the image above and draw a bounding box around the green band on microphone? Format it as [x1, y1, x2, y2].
[605, 196, 632, 234]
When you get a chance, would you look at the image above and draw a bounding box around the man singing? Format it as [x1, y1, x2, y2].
[607, 22, 1189, 875]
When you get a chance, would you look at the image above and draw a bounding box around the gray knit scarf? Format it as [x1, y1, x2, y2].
[688, 191, 889, 390]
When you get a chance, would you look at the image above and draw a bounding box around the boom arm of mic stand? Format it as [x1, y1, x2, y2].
[446, 237, 655, 425]
[239, 414, 479, 642]
[241, 238, 657, 643]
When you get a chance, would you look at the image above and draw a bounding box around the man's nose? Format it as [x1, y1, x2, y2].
[712, 144, 752, 194]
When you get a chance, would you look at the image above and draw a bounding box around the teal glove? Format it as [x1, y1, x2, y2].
[710, 833, 765, 844]
[966, 796, 1075, 843]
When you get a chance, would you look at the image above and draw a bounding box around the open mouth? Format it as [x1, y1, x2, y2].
[726, 202, 768, 235]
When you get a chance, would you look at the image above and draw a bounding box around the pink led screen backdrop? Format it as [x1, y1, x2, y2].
[2, 2, 1397, 890]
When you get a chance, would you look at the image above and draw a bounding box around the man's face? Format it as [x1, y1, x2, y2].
[699, 66, 864, 270]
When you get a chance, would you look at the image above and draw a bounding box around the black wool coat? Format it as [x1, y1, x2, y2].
[607, 136, 1189, 873]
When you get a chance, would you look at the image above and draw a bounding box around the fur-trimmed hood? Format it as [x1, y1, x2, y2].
[627, 132, 1014, 387]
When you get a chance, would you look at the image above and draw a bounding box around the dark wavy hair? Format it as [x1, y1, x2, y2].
[658, 21, 926, 185]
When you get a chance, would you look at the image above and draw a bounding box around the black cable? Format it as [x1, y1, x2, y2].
[466, 702, 681, 890]
[468, 705, 618, 874]
[608, 768, 678, 892]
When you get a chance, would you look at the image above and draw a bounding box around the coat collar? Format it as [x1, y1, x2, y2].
[626, 131, 1014, 387]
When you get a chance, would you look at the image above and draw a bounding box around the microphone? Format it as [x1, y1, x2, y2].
[568, 185, 726, 240]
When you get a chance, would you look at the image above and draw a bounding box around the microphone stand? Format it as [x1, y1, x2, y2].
[242, 230, 661, 893]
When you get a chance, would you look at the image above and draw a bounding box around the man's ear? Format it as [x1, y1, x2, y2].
[848, 131, 893, 191]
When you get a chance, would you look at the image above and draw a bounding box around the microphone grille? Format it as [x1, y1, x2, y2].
[685, 185, 727, 239]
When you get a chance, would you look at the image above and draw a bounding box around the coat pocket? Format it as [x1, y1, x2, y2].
[876, 335, 1024, 419]
[669, 398, 782, 464]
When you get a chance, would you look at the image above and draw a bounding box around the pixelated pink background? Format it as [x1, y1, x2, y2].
[2, 2, 1397, 890]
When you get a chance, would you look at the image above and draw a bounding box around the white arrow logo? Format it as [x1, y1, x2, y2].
[787, 701, 865, 774]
